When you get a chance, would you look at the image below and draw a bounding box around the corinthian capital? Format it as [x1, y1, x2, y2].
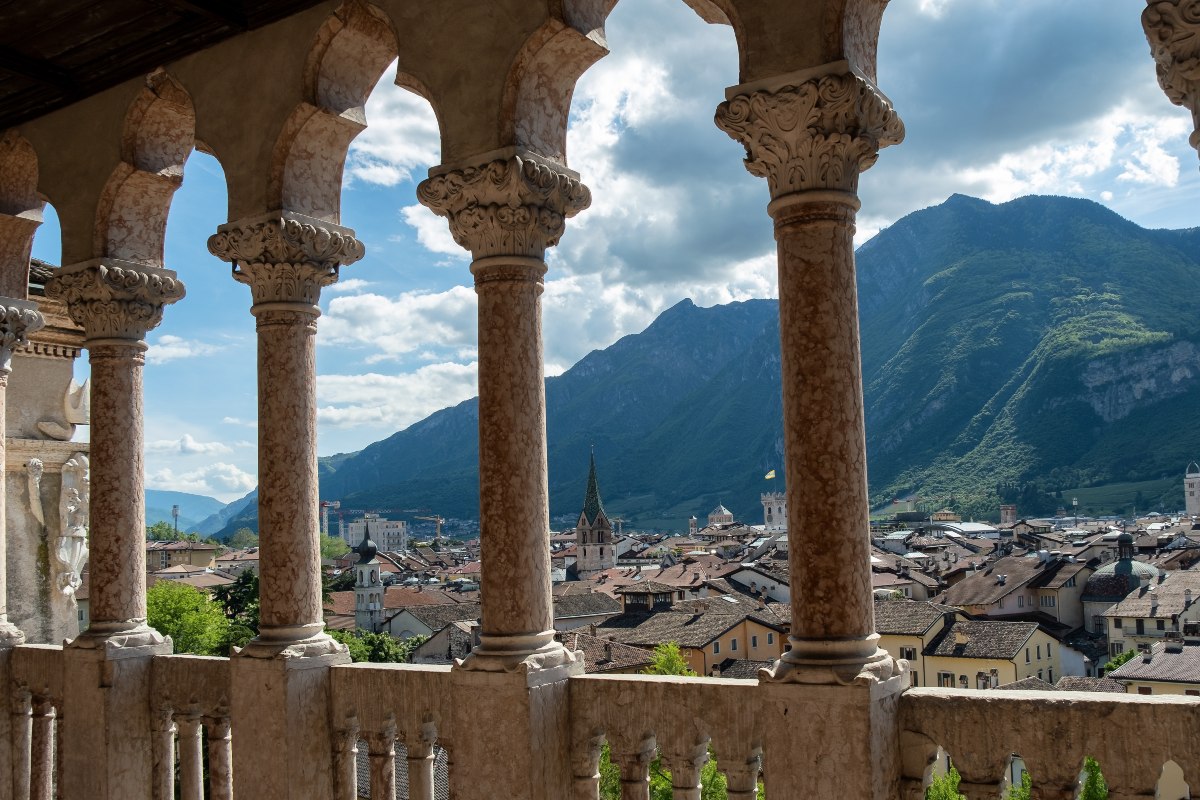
[207, 212, 365, 307]
[0, 297, 45, 373]
[715, 69, 904, 198]
[417, 153, 591, 259]
[1144, 0, 1200, 155]
[44, 261, 184, 342]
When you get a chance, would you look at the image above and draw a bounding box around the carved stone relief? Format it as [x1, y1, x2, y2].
[55, 453, 88, 596]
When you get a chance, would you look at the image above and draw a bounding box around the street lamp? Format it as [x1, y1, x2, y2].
[1072, 497, 1078, 528]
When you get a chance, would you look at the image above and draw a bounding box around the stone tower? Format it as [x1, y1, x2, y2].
[576, 451, 615, 577]
[761, 491, 787, 532]
[354, 526, 383, 633]
[1187, 462, 1200, 518]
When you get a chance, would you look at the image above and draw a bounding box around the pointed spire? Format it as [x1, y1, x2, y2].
[355, 523, 378, 564]
[582, 449, 605, 525]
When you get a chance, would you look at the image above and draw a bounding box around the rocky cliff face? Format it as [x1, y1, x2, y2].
[1079, 340, 1200, 423]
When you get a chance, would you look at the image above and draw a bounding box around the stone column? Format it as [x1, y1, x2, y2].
[207, 212, 361, 800]
[0, 298, 44, 646]
[44, 259, 184, 799]
[716, 63, 908, 799]
[417, 152, 589, 799]
[1144, 0, 1200, 161]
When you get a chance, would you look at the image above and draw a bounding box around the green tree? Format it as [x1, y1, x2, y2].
[926, 766, 967, 800]
[320, 533, 350, 560]
[147, 581, 230, 656]
[1079, 757, 1108, 800]
[1004, 768, 1032, 800]
[644, 642, 697, 677]
[329, 630, 427, 663]
[1104, 649, 1136, 673]
[147, 520, 179, 541]
[211, 571, 260, 652]
[228, 528, 259, 549]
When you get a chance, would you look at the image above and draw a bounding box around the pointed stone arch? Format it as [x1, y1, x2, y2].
[270, 0, 426, 221]
[0, 130, 44, 296]
[93, 70, 196, 266]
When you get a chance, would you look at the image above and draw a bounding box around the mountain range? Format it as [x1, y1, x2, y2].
[206, 194, 1200, 535]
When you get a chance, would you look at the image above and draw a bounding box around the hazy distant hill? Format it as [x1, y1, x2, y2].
[210, 194, 1200, 528]
[145, 490, 226, 531]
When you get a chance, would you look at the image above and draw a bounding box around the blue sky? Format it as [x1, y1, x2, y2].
[31, 0, 1200, 502]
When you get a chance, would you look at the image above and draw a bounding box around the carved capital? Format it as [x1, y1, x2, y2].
[0, 297, 45, 372]
[1144, 0, 1200, 155]
[715, 71, 904, 197]
[417, 154, 591, 259]
[207, 213, 365, 307]
[44, 261, 184, 342]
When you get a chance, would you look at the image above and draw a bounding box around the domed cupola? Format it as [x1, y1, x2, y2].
[355, 527, 378, 564]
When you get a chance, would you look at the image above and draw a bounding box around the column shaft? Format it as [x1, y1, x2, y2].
[87, 342, 149, 630]
[473, 257, 554, 650]
[255, 307, 323, 639]
[773, 195, 875, 648]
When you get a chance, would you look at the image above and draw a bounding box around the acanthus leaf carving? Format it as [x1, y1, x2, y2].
[44, 261, 184, 341]
[417, 154, 591, 259]
[207, 214, 364, 307]
[1143, 0, 1200, 156]
[0, 298, 45, 372]
[715, 72, 904, 198]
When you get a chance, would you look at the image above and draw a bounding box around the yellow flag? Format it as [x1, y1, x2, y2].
[764, 470, 776, 480]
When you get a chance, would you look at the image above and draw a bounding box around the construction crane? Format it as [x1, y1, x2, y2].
[414, 515, 445, 547]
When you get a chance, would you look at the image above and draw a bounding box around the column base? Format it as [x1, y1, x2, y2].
[455, 631, 582, 676]
[762, 634, 902, 685]
[236, 626, 349, 661]
[68, 622, 171, 657]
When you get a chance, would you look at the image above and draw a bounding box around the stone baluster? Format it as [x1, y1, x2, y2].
[0, 300, 43, 647]
[1143, 0, 1200, 161]
[11, 685, 31, 800]
[332, 720, 360, 800]
[660, 740, 708, 800]
[716, 63, 908, 799]
[203, 714, 234, 800]
[366, 719, 396, 800]
[418, 152, 589, 799]
[404, 723, 437, 800]
[208, 212, 360, 800]
[571, 733, 605, 800]
[609, 735, 655, 800]
[28, 697, 53, 800]
[44, 260, 183, 800]
[721, 751, 761, 800]
[175, 711, 204, 800]
[150, 706, 176, 800]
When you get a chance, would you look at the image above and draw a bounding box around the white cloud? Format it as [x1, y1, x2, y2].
[317, 362, 478, 430]
[146, 334, 223, 365]
[148, 462, 257, 498]
[222, 416, 257, 428]
[400, 204, 467, 259]
[320, 286, 477, 361]
[147, 434, 232, 456]
[345, 75, 440, 187]
[325, 278, 373, 295]
[917, 0, 956, 18]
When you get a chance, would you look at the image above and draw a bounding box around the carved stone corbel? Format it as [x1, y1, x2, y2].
[0, 298, 45, 373]
[1144, 0, 1200, 157]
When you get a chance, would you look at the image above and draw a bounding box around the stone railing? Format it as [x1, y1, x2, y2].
[8, 644, 64, 800]
[898, 687, 1200, 799]
[329, 663, 454, 800]
[148, 653, 232, 800]
[568, 674, 764, 800]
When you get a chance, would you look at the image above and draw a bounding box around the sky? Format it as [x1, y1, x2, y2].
[30, 0, 1200, 503]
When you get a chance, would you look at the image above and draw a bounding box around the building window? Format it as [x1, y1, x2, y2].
[767, 633, 774, 645]
[1036, 645, 1041, 660]
[1111, 642, 1124, 656]
[751, 635, 758, 648]
[1025, 648, 1030, 663]
[938, 672, 955, 688]
[999, 597, 1005, 609]
[1018, 596, 1025, 608]
[1157, 619, 1166, 631]
[731, 638, 738, 652]
[1138, 686, 1152, 695]
[1114, 618, 1122, 629]
[1065, 577, 1076, 588]
[713, 642, 720, 655]
[1093, 616, 1105, 634]
[1136, 619, 1145, 635]
[1040, 596, 1056, 608]
[1038, 670, 1043, 680]
[1048, 668, 1053, 682]
[900, 647, 917, 661]
[1186, 690, 1199, 697]
[958, 675, 968, 689]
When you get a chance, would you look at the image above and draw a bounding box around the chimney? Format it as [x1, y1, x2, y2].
[954, 630, 970, 646]
[589, 623, 597, 636]
[1186, 589, 1193, 608]
[604, 641, 612, 660]
[1151, 586, 1159, 612]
